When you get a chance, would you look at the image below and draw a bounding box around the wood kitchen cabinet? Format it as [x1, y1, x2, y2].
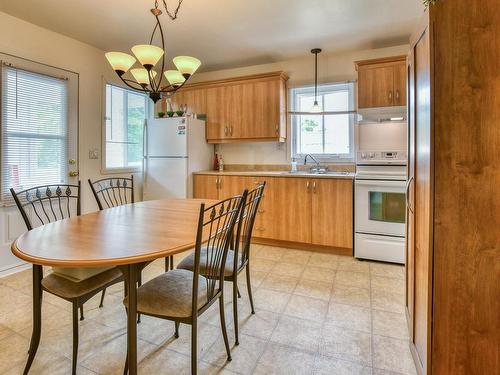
[167, 72, 288, 143]
[355, 56, 407, 109]
[311, 179, 353, 248]
[193, 175, 219, 200]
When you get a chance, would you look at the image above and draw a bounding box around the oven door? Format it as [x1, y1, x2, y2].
[355, 179, 406, 237]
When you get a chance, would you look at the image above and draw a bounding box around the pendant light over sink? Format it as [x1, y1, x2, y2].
[105, 0, 201, 103]
[310, 48, 322, 113]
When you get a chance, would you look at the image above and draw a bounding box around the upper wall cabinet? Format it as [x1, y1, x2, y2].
[355, 56, 407, 109]
[168, 72, 288, 143]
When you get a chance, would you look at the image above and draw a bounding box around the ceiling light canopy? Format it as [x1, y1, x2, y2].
[105, 0, 201, 103]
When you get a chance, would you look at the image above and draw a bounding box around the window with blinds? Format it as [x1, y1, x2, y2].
[1, 65, 69, 204]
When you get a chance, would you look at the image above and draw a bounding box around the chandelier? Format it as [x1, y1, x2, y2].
[105, 0, 200, 103]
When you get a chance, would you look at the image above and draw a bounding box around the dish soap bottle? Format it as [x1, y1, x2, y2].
[218, 154, 224, 172]
[291, 157, 298, 173]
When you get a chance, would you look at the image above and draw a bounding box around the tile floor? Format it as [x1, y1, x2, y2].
[0, 245, 416, 374]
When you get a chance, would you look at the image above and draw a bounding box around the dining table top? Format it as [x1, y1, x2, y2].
[11, 198, 218, 268]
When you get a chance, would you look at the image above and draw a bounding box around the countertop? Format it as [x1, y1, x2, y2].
[193, 170, 355, 179]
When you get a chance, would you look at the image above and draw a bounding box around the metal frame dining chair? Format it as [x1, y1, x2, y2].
[123, 192, 247, 375]
[10, 182, 123, 375]
[88, 175, 175, 272]
[177, 183, 266, 345]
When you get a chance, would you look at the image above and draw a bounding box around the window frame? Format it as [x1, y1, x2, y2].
[289, 82, 356, 163]
[101, 82, 149, 174]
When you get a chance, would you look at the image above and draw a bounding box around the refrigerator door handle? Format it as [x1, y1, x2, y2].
[143, 119, 148, 190]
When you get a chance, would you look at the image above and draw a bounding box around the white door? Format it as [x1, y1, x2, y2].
[0, 55, 78, 276]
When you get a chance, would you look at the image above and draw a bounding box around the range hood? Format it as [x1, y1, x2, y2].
[357, 106, 407, 123]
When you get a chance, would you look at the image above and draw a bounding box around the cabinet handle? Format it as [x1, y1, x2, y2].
[406, 176, 414, 213]
[258, 209, 265, 214]
[395, 90, 400, 102]
[306, 181, 310, 192]
[254, 181, 264, 185]
[224, 126, 228, 136]
[388, 91, 393, 104]
[215, 177, 219, 189]
[275, 124, 279, 135]
[230, 126, 233, 136]
[313, 181, 316, 193]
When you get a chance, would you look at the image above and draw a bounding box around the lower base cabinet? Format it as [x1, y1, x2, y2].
[193, 174, 353, 251]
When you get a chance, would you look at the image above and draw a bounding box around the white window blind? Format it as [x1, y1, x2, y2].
[290, 82, 356, 161]
[104, 84, 147, 171]
[1, 65, 68, 204]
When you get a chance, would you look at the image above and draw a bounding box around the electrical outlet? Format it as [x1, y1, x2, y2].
[89, 149, 99, 159]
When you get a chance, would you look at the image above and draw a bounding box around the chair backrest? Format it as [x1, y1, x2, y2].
[10, 182, 81, 231]
[192, 192, 247, 314]
[233, 183, 266, 271]
[88, 176, 134, 210]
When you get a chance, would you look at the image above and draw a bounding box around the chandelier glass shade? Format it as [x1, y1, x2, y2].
[105, 2, 200, 103]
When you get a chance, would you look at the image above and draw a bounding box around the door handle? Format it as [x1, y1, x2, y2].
[406, 176, 414, 213]
[69, 171, 79, 177]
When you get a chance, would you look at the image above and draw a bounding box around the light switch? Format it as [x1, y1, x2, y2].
[89, 149, 99, 159]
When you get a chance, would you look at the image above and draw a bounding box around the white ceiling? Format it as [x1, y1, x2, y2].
[0, 0, 424, 72]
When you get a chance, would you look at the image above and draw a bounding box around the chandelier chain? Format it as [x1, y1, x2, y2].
[154, 0, 184, 20]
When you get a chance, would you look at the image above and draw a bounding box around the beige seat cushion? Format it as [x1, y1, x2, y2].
[124, 269, 208, 319]
[42, 267, 122, 300]
[51, 266, 115, 282]
[177, 248, 235, 278]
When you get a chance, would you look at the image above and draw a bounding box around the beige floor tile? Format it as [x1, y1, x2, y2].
[0, 323, 16, 342]
[372, 310, 409, 340]
[239, 309, 281, 341]
[0, 333, 31, 373]
[294, 278, 333, 301]
[319, 323, 372, 365]
[373, 335, 417, 375]
[166, 322, 222, 359]
[371, 275, 405, 295]
[251, 258, 277, 273]
[253, 343, 316, 375]
[314, 355, 372, 375]
[336, 270, 370, 289]
[283, 295, 328, 322]
[373, 368, 408, 375]
[337, 258, 371, 273]
[331, 284, 371, 308]
[370, 263, 404, 279]
[307, 253, 339, 270]
[238, 269, 268, 288]
[137, 314, 177, 345]
[371, 289, 405, 314]
[270, 315, 322, 353]
[260, 273, 299, 293]
[203, 333, 267, 374]
[301, 266, 336, 283]
[253, 288, 291, 313]
[327, 302, 372, 333]
[271, 262, 306, 278]
[0, 269, 32, 291]
[280, 249, 312, 265]
[252, 246, 284, 261]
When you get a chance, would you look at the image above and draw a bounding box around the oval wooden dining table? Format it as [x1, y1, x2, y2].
[11, 198, 217, 375]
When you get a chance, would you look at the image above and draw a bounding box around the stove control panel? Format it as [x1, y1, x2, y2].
[357, 151, 407, 164]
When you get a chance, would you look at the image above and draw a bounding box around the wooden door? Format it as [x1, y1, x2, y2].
[357, 65, 395, 108]
[393, 62, 407, 106]
[225, 84, 243, 139]
[262, 177, 311, 243]
[253, 79, 280, 138]
[218, 176, 255, 199]
[193, 175, 219, 199]
[205, 86, 227, 140]
[311, 179, 353, 248]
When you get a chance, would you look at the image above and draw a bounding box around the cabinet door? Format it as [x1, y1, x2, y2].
[218, 176, 255, 199]
[261, 177, 311, 243]
[206, 87, 227, 140]
[358, 65, 395, 108]
[311, 179, 353, 248]
[393, 62, 407, 106]
[193, 175, 219, 199]
[252, 80, 281, 138]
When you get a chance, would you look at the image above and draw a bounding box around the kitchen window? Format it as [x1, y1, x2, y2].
[104, 84, 148, 172]
[0, 62, 77, 205]
[290, 82, 356, 161]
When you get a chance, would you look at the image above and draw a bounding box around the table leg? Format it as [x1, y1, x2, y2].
[24, 264, 43, 375]
[120, 264, 138, 375]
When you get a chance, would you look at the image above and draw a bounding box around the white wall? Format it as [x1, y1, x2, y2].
[188, 44, 409, 165]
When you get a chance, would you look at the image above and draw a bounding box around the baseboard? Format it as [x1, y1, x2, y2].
[0, 261, 30, 278]
[252, 237, 352, 256]
[409, 340, 426, 375]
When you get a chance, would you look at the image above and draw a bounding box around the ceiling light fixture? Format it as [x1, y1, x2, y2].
[105, 0, 200, 103]
[310, 48, 322, 113]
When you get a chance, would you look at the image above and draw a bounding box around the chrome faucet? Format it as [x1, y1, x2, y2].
[304, 154, 320, 167]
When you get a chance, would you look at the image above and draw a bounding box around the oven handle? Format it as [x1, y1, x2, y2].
[406, 176, 414, 213]
[355, 179, 406, 188]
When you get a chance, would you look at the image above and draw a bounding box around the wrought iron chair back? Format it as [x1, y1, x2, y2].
[88, 176, 134, 210]
[191, 191, 247, 313]
[10, 182, 81, 231]
[233, 183, 266, 272]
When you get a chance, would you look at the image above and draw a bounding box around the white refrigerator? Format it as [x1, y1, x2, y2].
[143, 117, 212, 201]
